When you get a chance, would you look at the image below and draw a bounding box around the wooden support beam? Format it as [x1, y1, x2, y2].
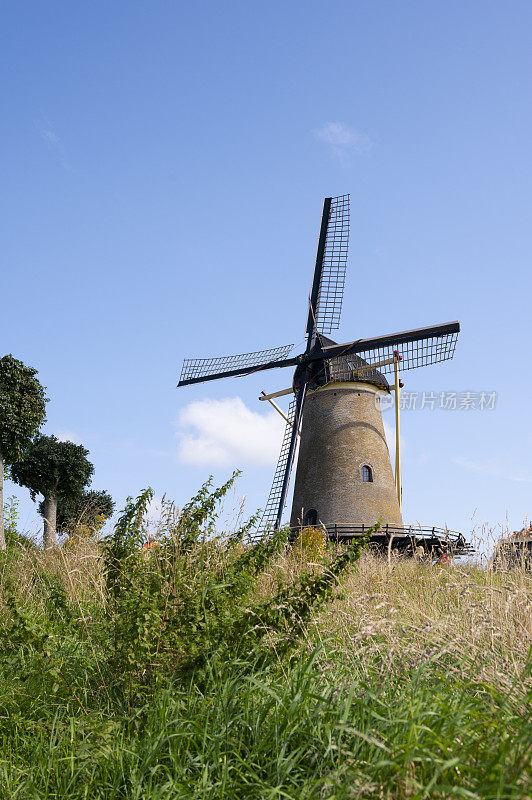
[260, 391, 301, 437]
[352, 356, 395, 377]
[259, 387, 293, 402]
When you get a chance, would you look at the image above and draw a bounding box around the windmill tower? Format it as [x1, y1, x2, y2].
[178, 195, 460, 536]
[289, 344, 403, 529]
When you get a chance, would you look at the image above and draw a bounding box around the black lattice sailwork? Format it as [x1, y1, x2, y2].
[356, 332, 458, 374]
[253, 399, 297, 538]
[314, 194, 349, 335]
[179, 343, 294, 384]
[325, 329, 459, 383]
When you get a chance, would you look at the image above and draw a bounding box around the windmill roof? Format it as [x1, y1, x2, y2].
[318, 336, 390, 390]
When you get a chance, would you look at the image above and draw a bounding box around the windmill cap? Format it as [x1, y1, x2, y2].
[337, 353, 390, 390]
[298, 336, 390, 392]
[322, 335, 390, 390]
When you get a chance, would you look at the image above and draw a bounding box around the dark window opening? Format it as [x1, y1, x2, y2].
[361, 465, 373, 483]
[304, 508, 318, 526]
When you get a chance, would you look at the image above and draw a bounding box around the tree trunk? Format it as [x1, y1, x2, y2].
[43, 495, 57, 549]
[0, 450, 5, 551]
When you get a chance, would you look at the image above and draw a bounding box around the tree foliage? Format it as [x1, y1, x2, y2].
[11, 434, 94, 502]
[0, 355, 47, 463]
[38, 488, 114, 532]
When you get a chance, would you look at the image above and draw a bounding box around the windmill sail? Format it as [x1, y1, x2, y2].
[178, 343, 295, 387]
[352, 330, 458, 375]
[253, 398, 297, 537]
[312, 194, 350, 336]
[320, 321, 460, 379]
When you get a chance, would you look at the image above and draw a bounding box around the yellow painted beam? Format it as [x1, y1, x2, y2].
[394, 354, 402, 513]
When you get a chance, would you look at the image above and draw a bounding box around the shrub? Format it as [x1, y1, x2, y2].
[295, 525, 327, 561]
[96, 474, 369, 701]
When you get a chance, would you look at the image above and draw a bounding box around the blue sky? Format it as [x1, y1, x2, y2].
[2, 1, 531, 549]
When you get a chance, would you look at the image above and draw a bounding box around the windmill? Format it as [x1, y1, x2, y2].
[178, 195, 460, 539]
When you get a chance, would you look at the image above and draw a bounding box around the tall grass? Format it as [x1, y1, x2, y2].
[0, 488, 530, 799]
[1, 649, 529, 799]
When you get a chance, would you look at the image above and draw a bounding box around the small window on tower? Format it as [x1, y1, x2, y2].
[361, 465, 373, 483]
[304, 508, 318, 526]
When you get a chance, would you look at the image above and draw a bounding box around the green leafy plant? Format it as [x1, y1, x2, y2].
[3, 495, 19, 545]
[97, 474, 371, 700]
[295, 524, 328, 561]
[2, 495, 33, 549]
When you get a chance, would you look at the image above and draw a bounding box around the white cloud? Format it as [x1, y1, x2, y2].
[453, 456, 532, 483]
[176, 397, 285, 467]
[314, 122, 372, 164]
[54, 429, 82, 445]
[40, 128, 60, 147]
[383, 419, 407, 461]
[146, 496, 164, 522]
[383, 420, 394, 455]
[36, 121, 72, 171]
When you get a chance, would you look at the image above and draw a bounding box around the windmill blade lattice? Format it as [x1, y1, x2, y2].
[322, 323, 459, 381]
[354, 331, 458, 375]
[252, 398, 297, 539]
[314, 194, 350, 335]
[179, 343, 294, 385]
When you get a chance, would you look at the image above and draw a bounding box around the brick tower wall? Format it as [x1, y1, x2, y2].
[290, 381, 403, 528]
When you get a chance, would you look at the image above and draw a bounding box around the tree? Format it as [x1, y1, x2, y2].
[39, 488, 114, 534]
[0, 355, 47, 550]
[11, 435, 93, 548]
